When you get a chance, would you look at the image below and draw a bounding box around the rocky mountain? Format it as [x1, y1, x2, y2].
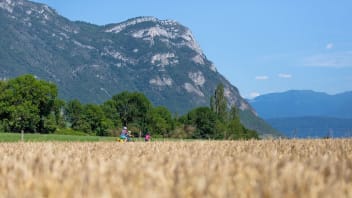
[0, 0, 280, 136]
[248, 90, 352, 138]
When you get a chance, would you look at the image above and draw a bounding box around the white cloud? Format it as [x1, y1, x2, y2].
[326, 43, 334, 50]
[304, 51, 352, 68]
[255, 76, 269, 80]
[278, 73, 292, 78]
[249, 92, 260, 99]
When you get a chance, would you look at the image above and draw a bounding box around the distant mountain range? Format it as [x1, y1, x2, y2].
[248, 90, 352, 138]
[266, 117, 352, 138]
[249, 90, 352, 119]
[0, 0, 280, 137]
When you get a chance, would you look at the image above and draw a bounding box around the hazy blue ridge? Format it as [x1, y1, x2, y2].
[266, 116, 352, 138]
[248, 90, 352, 138]
[249, 90, 352, 119]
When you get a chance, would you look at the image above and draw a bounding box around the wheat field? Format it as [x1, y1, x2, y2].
[0, 139, 351, 198]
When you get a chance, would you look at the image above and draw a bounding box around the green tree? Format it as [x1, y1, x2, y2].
[83, 104, 111, 136]
[65, 102, 111, 135]
[9, 101, 40, 132]
[147, 106, 173, 137]
[227, 105, 259, 140]
[65, 100, 84, 130]
[53, 99, 66, 128]
[101, 100, 121, 127]
[209, 84, 259, 140]
[214, 120, 227, 139]
[43, 113, 58, 133]
[128, 92, 151, 133]
[105, 91, 151, 132]
[185, 107, 217, 139]
[211, 83, 227, 121]
[111, 92, 130, 126]
[0, 80, 9, 130]
[0, 75, 59, 133]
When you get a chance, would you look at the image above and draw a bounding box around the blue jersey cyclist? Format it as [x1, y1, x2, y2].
[120, 126, 128, 141]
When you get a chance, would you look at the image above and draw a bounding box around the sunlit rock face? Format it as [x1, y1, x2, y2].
[0, 1, 279, 136]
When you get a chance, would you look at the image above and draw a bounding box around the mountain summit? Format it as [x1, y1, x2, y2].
[0, 0, 279, 136]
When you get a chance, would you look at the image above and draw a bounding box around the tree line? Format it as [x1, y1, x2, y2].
[0, 75, 258, 139]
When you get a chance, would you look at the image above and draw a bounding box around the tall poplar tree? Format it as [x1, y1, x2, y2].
[211, 83, 228, 121]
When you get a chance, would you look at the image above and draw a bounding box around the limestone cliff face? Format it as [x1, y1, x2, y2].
[0, 0, 279, 136]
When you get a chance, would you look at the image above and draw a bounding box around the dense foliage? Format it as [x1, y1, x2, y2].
[180, 84, 259, 140]
[0, 75, 59, 133]
[0, 75, 258, 139]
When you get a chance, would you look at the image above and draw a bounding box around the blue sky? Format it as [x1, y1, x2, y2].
[32, 0, 352, 98]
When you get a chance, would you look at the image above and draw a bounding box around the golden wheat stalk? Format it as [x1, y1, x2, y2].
[0, 139, 351, 198]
